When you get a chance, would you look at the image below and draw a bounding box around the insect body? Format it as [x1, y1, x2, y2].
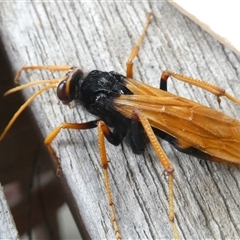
[57, 67, 240, 166]
[1, 13, 240, 239]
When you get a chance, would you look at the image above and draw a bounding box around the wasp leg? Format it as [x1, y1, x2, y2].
[160, 70, 240, 105]
[14, 65, 72, 84]
[97, 117, 146, 154]
[132, 109, 180, 240]
[0, 84, 56, 142]
[44, 120, 98, 176]
[45, 119, 122, 239]
[98, 122, 127, 146]
[45, 120, 122, 238]
[97, 120, 122, 240]
[129, 116, 146, 154]
[126, 13, 152, 79]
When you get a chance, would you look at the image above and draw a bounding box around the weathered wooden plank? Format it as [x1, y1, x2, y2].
[1, 1, 240, 239]
[0, 183, 19, 239]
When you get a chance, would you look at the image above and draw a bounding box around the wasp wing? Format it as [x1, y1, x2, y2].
[113, 78, 240, 164]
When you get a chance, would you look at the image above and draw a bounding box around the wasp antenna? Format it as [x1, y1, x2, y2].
[0, 84, 56, 142]
[14, 65, 72, 84]
[4, 79, 59, 96]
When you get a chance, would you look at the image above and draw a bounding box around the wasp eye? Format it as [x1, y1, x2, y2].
[57, 68, 84, 104]
[57, 80, 72, 104]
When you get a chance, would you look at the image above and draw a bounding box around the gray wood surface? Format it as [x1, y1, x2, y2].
[0, 183, 19, 239]
[1, 1, 240, 239]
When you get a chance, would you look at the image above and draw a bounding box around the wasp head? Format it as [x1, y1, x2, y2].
[57, 67, 84, 104]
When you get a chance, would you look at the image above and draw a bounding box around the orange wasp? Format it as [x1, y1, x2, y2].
[1, 13, 240, 239]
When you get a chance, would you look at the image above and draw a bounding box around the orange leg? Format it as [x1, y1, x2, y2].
[132, 109, 180, 240]
[44, 120, 121, 239]
[44, 120, 97, 176]
[97, 121, 121, 240]
[126, 13, 152, 79]
[161, 70, 240, 105]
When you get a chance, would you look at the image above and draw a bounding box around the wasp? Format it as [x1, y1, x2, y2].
[1, 13, 240, 239]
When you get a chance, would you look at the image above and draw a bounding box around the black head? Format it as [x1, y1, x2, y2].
[57, 67, 84, 104]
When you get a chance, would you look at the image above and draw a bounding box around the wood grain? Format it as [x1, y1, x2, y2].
[1, 1, 240, 239]
[0, 183, 19, 239]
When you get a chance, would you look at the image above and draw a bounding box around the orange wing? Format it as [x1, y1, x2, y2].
[113, 78, 240, 164]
